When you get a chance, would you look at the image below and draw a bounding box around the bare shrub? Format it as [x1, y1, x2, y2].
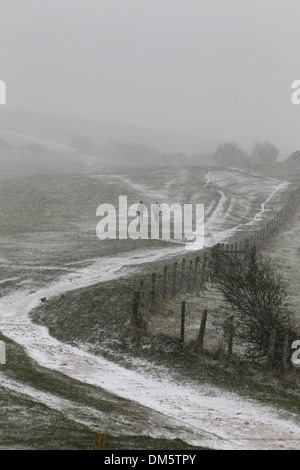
[214, 248, 300, 366]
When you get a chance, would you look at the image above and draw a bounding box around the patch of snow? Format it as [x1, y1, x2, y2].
[0, 248, 299, 450]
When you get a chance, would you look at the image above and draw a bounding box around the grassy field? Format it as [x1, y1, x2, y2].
[1, 163, 299, 450]
[0, 330, 208, 450]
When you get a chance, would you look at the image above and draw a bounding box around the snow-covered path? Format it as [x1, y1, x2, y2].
[0, 171, 298, 450]
[245, 181, 289, 226]
[0, 244, 299, 450]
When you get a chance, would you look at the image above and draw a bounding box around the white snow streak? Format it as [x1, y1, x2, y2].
[0, 172, 298, 450]
[0, 246, 299, 450]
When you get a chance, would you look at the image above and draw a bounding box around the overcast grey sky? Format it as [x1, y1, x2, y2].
[1, 0, 300, 157]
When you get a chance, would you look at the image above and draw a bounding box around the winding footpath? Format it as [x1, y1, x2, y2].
[0, 172, 299, 450]
[0, 245, 300, 450]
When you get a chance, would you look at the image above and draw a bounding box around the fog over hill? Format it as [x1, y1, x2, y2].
[0, 108, 218, 176]
[1, 108, 299, 179]
[0, 107, 216, 153]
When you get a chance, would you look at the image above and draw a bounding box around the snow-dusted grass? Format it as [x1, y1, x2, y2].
[263, 202, 300, 318]
[3, 276, 300, 450]
[0, 166, 299, 450]
[0, 331, 201, 450]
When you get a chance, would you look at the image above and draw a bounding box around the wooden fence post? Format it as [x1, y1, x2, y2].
[180, 258, 186, 289]
[139, 280, 144, 308]
[281, 329, 289, 376]
[180, 300, 186, 344]
[197, 308, 207, 350]
[187, 259, 192, 292]
[202, 252, 207, 281]
[227, 315, 234, 358]
[213, 243, 220, 277]
[163, 265, 168, 298]
[193, 256, 199, 286]
[151, 273, 156, 311]
[173, 261, 178, 296]
[267, 328, 276, 370]
[95, 432, 108, 450]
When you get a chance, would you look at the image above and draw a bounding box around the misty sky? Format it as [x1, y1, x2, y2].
[1, 0, 300, 158]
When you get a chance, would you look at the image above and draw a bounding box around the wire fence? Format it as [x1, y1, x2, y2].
[132, 183, 300, 314]
[126, 183, 300, 372]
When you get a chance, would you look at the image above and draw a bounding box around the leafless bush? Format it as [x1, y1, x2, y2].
[214, 249, 299, 365]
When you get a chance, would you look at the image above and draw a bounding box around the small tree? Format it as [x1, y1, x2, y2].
[213, 141, 248, 167]
[251, 142, 279, 164]
[214, 248, 299, 366]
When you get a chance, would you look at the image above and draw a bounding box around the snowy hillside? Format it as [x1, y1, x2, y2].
[0, 162, 299, 450]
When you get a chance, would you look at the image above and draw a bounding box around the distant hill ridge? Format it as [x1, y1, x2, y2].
[0, 107, 217, 177]
[285, 151, 300, 164]
[0, 107, 215, 155]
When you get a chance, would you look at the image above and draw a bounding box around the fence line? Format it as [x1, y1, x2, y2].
[128, 183, 300, 369]
[133, 183, 300, 314]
